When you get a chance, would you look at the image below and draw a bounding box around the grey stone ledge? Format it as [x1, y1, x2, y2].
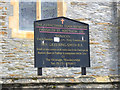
[1, 75, 120, 84]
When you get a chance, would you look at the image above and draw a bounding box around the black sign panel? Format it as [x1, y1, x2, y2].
[34, 17, 90, 67]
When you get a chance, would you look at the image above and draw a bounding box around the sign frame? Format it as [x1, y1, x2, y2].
[34, 17, 90, 75]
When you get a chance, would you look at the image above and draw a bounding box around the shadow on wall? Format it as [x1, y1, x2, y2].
[118, 2, 120, 75]
[110, 2, 119, 75]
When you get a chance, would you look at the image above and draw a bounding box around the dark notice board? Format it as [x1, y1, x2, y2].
[34, 17, 90, 67]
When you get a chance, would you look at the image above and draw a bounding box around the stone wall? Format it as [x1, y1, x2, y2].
[0, 1, 37, 77]
[2, 75, 120, 89]
[0, 0, 120, 77]
[117, 1, 120, 75]
[66, 1, 119, 76]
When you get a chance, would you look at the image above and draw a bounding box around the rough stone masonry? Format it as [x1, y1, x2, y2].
[0, 0, 120, 78]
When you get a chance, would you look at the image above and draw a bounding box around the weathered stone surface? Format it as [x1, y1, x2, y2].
[1, 75, 120, 88]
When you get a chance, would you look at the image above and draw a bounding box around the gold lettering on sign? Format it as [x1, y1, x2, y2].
[38, 51, 87, 55]
[37, 48, 88, 52]
[36, 23, 89, 66]
[36, 23, 88, 29]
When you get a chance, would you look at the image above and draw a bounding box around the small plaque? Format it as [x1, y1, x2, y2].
[54, 37, 60, 42]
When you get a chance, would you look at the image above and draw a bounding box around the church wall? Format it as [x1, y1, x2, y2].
[0, 1, 119, 77]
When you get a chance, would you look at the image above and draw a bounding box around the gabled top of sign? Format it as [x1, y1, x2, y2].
[35, 16, 89, 26]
